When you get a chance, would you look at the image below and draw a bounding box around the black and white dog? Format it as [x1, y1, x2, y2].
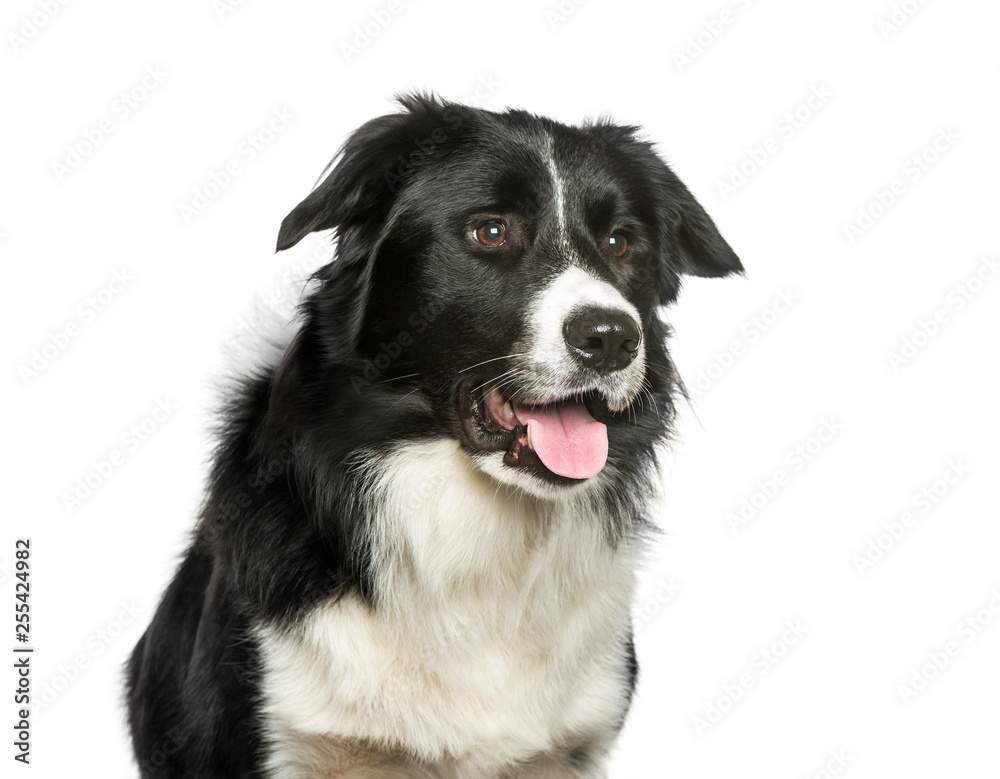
[126, 94, 741, 778]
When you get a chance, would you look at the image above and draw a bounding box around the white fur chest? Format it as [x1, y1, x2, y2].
[258, 440, 639, 777]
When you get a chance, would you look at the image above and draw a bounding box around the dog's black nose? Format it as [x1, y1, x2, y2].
[563, 308, 641, 373]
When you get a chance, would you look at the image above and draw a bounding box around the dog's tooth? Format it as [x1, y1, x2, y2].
[487, 387, 504, 406]
[502, 401, 513, 419]
[526, 425, 534, 450]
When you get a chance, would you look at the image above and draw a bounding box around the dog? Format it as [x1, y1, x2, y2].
[125, 94, 741, 778]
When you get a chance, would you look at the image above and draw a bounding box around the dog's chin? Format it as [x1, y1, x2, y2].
[467, 452, 595, 500]
[456, 378, 623, 499]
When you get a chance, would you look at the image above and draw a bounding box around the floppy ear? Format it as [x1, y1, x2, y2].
[276, 95, 451, 252]
[275, 115, 404, 252]
[657, 164, 743, 279]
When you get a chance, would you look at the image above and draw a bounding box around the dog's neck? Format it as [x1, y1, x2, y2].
[355, 438, 639, 646]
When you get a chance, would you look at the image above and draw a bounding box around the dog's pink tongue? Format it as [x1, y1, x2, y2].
[512, 400, 608, 479]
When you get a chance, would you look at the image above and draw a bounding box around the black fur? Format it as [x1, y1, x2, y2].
[125, 94, 741, 777]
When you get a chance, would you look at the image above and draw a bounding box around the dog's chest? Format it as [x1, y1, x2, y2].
[257, 441, 637, 773]
[258, 591, 629, 772]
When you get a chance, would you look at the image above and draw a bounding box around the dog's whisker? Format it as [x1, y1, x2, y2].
[376, 372, 421, 384]
[488, 371, 528, 395]
[386, 386, 422, 410]
[458, 353, 529, 374]
[471, 368, 523, 395]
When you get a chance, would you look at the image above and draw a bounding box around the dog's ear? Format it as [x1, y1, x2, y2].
[656, 162, 743, 281]
[275, 115, 406, 252]
[276, 94, 451, 252]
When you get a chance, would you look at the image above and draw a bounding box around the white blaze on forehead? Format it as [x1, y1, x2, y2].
[544, 136, 568, 237]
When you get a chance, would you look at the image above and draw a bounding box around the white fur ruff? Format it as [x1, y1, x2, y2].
[257, 438, 638, 778]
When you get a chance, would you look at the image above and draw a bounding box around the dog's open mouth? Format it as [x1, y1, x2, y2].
[458, 381, 609, 484]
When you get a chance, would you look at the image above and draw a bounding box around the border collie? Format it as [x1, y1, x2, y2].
[126, 94, 741, 778]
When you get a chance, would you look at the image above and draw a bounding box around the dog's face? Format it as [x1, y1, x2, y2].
[275, 96, 740, 498]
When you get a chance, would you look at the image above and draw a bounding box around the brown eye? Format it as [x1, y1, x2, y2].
[474, 221, 506, 246]
[608, 231, 629, 258]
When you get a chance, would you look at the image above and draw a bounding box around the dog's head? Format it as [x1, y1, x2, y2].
[274, 95, 741, 498]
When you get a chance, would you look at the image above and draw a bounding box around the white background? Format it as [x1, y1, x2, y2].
[4, 0, 999, 777]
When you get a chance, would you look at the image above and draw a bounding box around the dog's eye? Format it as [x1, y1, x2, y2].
[474, 221, 507, 247]
[608, 231, 629, 258]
